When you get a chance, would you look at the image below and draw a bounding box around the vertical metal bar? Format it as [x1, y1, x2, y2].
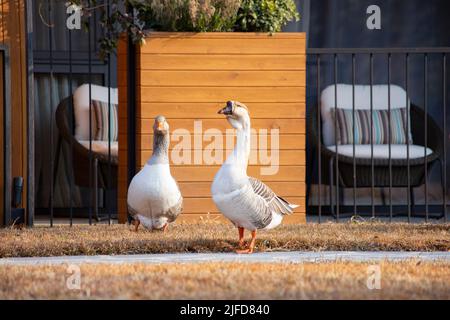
[370, 53, 375, 219]
[388, 53, 393, 222]
[334, 54, 339, 221]
[88, 0, 93, 225]
[443, 53, 448, 222]
[3, 48, 12, 226]
[48, 0, 54, 227]
[107, 0, 112, 224]
[352, 54, 356, 217]
[406, 53, 411, 222]
[26, 0, 35, 227]
[424, 53, 429, 222]
[127, 14, 137, 224]
[94, 157, 98, 218]
[68, 14, 73, 227]
[317, 54, 321, 223]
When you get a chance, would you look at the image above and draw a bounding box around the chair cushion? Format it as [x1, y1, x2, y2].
[326, 144, 433, 160]
[73, 84, 118, 141]
[78, 141, 118, 161]
[321, 84, 411, 146]
[333, 107, 412, 145]
[92, 100, 118, 141]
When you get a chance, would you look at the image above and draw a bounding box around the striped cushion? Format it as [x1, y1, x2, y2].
[333, 108, 412, 145]
[91, 100, 118, 141]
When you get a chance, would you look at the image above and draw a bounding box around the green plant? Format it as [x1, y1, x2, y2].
[235, 0, 300, 32]
[66, 0, 299, 59]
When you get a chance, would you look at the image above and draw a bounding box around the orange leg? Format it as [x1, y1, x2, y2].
[236, 230, 257, 254]
[238, 227, 245, 248]
[162, 223, 169, 233]
[133, 219, 140, 232]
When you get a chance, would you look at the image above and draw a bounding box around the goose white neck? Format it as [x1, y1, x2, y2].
[147, 132, 169, 165]
[225, 116, 251, 173]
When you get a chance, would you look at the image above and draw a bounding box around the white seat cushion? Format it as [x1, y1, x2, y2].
[73, 84, 118, 141]
[326, 144, 433, 160]
[321, 84, 411, 146]
[78, 140, 118, 160]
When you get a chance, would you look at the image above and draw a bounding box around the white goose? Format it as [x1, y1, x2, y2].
[127, 115, 182, 231]
[211, 101, 298, 253]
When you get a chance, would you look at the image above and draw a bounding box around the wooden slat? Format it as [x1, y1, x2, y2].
[118, 198, 127, 219]
[118, 198, 304, 216]
[182, 197, 305, 213]
[118, 101, 128, 118]
[131, 149, 305, 167]
[134, 118, 305, 134]
[118, 181, 305, 198]
[137, 86, 305, 103]
[136, 102, 305, 119]
[176, 166, 305, 182]
[178, 181, 305, 197]
[117, 55, 128, 72]
[142, 32, 306, 39]
[175, 213, 227, 224]
[118, 157, 127, 167]
[118, 185, 127, 197]
[119, 165, 305, 183]
[174, 213, 306, 224]
[138, 54, 306, 71]
[117, 36, 128, 54]
[122, 133, 305, 150]
[134, 70, 305, 87]
[140, 37, 305, 55]
[116, 208, 306, 224]
[119, 89, 128, 103]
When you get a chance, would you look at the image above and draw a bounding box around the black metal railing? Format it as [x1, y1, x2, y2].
[31, 0, 117, 226]
[23, 1, 450, 226]
[306, 47, 450, 223]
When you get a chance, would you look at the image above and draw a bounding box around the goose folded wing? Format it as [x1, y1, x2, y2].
[127, 203, 139, 218]
[248, 177, 294, 216]
[162, 195, 183, 222]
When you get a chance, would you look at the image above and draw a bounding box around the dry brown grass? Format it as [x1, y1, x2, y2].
[0, 261, 449, 299]
[0, 222, 449, 257]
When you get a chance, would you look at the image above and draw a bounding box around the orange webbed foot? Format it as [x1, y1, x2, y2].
[235, 229, 257, 254]
[235, 248, 254, 254]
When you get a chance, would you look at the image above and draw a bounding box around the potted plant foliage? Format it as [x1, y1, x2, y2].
[69, 0, 300, 56]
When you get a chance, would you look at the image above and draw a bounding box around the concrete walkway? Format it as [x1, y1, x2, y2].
[0, 251, 449, 265]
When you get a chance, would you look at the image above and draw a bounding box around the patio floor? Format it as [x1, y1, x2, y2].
[1, 251, 449, 266]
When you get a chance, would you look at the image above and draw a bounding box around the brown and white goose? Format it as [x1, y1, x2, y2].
[211, 101, 298, 253]
[127, 115, 182, 231]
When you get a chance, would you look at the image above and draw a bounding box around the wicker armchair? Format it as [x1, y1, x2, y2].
[54, 96, 118, 217]
[308, 85, 444, 216]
